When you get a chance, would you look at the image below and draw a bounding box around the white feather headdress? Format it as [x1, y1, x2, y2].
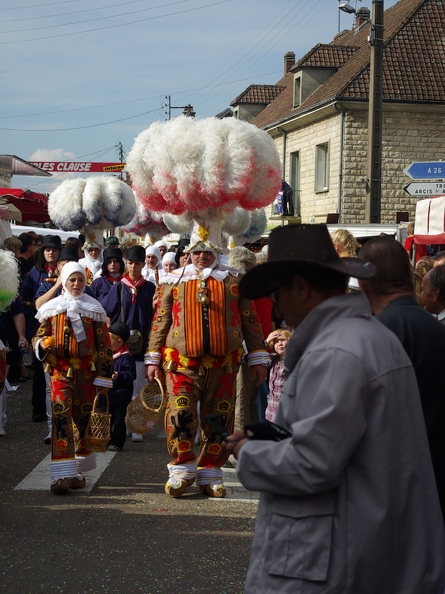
[48, 176, 136, 232]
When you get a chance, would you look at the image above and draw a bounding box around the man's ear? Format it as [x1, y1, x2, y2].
[433, 287, 443, 303]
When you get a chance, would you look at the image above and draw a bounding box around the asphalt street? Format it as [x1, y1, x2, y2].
[0, 378, 259, 593]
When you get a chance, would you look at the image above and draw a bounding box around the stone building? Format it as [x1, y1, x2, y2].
[230, 0, 445, 224]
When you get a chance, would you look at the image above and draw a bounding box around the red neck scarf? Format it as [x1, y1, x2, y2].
[104, 274, 122, 284]
[113, 347, 130, 359]
[43, 263, 57, 283]
[121, 274, 147, 304]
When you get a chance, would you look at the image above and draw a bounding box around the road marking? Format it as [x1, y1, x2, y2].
[15, 451, 116, 492]
[13, 452, 259, 500]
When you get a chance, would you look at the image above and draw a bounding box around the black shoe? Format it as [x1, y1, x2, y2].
[32, 413, 47, 422]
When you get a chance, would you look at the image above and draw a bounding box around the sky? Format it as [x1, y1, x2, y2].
[1, 0, 399, 195]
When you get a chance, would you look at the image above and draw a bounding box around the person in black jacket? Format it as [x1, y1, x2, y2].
[359, 235, 445, 526]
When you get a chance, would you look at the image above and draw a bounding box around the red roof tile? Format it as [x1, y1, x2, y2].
[252, 0, 445, 129]
[230, 84, 285, 106]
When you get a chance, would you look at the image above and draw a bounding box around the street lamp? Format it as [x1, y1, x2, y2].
[339, 0, 384, 223]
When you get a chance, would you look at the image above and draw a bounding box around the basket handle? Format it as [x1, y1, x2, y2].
[140, 377, 166, 413]
[94, 391, 109, 414]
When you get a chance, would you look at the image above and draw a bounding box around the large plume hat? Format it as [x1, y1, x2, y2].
[48, 177, 136, 238]
[126, 116, 281, 251]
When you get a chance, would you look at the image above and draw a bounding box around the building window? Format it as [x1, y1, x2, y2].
[293, 74, 301, 108]
[315, 143, 329, 192]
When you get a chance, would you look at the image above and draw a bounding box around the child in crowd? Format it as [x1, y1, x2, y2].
[265, 330, 291, 423]
[107, 321, 137, 452]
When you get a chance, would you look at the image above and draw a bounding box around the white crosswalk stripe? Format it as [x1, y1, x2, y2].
[15, 451, 116, 492]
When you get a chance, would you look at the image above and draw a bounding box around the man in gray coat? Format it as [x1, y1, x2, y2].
[226, 224, 445, 594]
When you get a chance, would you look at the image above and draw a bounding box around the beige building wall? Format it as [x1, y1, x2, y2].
[342, 109, 445, 224]
[269, 107, 445, 226]
[274, 114, 342, 224]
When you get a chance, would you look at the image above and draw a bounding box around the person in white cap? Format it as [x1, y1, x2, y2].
[145, 217, 269, 499]
[142, 245, 161, 285]
[79, 238, 104, 285]
[33, 262, 113, 493]
[159, 251, 177, 281]
[154, 240, 168, 261]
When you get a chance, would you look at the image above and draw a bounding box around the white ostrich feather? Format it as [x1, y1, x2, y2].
[162, 212, 191, 234]
[48, 176, 135, 231]
[222, 208, 251, 236]
[48, 178, 87, 231]
[0, 249, 19, 312]
[126, 116, 281, 215]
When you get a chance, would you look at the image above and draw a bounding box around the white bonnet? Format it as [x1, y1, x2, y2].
[162, 252, 177, 265]
[61, 262, 86, 289]
[145, 245, 161, 261]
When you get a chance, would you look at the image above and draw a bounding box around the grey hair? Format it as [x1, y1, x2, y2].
[227, 246, 257, 272]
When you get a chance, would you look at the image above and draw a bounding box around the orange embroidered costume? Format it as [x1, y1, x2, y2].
[34, 262, 113, 493]
[126, 115, 281, 498]
[146, 219, 269, 498]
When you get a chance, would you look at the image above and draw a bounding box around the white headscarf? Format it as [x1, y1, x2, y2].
[162, 252, 177, 266]
[80, 241, 104, 275]
[155, 239, 168, 251]
[145, 245, 161, 262]
[36, 262, 107, 341]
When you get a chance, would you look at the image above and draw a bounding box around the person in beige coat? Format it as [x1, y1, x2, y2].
[226, 224, 445, 594]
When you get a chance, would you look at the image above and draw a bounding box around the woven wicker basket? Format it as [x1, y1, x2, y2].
[125, 377, 166, 435]
[85, 393, 111, 452]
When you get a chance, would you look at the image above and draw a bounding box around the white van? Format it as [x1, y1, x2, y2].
[10, 224, 80, 243]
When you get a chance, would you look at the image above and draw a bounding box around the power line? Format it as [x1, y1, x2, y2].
[1, 0, 193, 32]
[2, 0, 150, 22]
[0, 0, 232, 43]
[0, 107, 163, 132]
[0, 0, 83, 11]
[0, 71, 281, 122]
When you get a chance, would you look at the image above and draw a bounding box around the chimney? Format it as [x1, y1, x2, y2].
[284, 51, 296, 75]
[355, 7, 371, 28]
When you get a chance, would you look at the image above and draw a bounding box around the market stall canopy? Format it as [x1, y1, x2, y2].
[0, 155, 51, 177]
[0, 188, 49, 224]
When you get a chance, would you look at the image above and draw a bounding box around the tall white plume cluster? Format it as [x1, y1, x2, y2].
[48, 176, 136, 232]
[126, 116, 281, 216]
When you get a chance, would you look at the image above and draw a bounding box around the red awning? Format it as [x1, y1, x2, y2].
[0, 188, 49, 224]
[414, 233, 445, 245]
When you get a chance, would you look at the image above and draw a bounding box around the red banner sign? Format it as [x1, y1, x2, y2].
[30, 162, 126, 173]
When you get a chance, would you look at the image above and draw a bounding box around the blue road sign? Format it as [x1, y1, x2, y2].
[404, 162, 445, 180]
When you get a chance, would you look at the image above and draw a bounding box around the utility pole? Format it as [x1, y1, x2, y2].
[115, 142, 125, 181]
[165, 95, 195, 120]
[365, 0, 384, 223]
